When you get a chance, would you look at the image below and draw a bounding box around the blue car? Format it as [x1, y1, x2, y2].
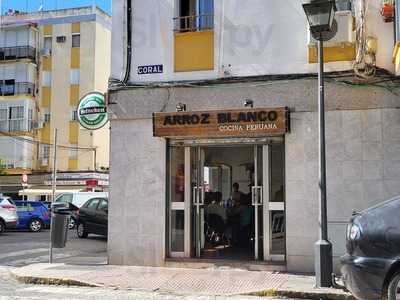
[14, 201, 50, 232]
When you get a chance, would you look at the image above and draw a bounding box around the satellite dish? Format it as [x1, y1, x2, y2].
[311, 19, 338, 42]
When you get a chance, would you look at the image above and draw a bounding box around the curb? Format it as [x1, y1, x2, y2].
[12, 274, 102, 288]
[249, 289, 355, 300]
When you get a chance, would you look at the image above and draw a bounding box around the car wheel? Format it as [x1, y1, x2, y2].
[0, 220, 4, 234]
[386, 271, 400, 300]
[77, 223, 88, 238]
[29, 219, 42, 232]
[68, 217, 76, 230]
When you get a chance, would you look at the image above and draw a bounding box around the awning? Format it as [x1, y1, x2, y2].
[19, 187, 83, 196]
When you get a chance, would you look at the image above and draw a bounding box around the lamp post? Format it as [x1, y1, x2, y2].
[302, 0, 336, 288]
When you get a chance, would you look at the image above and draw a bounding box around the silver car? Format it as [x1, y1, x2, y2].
[0, 197, 18, 233]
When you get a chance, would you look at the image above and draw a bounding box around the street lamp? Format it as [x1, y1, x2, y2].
[302, 0, 337, 288]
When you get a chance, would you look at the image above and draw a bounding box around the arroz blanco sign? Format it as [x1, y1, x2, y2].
[77, 92, 108, 130]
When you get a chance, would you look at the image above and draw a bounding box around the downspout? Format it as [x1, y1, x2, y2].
[122, 0, 132, 84]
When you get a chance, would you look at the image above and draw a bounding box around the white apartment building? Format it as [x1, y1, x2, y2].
[108, 0, 400, 273]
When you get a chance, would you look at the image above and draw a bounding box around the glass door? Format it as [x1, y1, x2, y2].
[252, 145, 264, 260]
[262, 143, 286, 261]
[191, 146, 205, 258]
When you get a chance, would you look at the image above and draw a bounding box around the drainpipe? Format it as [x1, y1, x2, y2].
[123, 0, 132, 84]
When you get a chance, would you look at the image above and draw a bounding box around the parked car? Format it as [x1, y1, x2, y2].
[341, 195, 400, 300]
[54, 192, 108, 229]
[14, 201, 50, 232]
[76, 197, 108, 238]
[0, 197, 18, 233]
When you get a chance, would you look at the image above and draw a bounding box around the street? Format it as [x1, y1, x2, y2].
[0, 230, 312, 300]
[0, 229, 107, 267]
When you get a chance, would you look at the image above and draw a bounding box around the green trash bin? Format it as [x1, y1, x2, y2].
[51, 208, 70, 248]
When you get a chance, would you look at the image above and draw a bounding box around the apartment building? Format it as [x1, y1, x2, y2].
[0, 7, 111, 197]
[108, 0, 400, 273]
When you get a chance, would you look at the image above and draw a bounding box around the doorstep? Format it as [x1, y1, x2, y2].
[165, 258, 287, 272]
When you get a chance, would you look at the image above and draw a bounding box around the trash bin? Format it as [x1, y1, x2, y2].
[51, 207, 70, 248]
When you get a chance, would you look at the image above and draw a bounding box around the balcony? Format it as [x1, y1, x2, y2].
[0, 46, 36, 61]
[0, 82, 35, 97]
[173, 14, 214, 32]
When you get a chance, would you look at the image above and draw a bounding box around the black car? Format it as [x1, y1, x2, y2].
[76, 197, 108, 238]
[341, 195, 400, 300]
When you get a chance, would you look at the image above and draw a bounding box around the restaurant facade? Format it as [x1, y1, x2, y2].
[107, 0, 400, 273]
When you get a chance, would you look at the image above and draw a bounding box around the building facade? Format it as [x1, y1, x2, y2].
[108, 0, 400, 273]
[0, 7, 111, 197]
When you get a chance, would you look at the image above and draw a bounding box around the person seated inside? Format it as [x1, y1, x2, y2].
[205, 192, 227, 223]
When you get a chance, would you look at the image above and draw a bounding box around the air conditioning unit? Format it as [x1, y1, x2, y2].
[32, 120, 44, 129]
[40, 48, 51, 57]
[309, 11, 355, 45]
[56, 36, 66, 43]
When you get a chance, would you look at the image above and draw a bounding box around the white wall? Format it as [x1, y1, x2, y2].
[111, 0, 396, 83]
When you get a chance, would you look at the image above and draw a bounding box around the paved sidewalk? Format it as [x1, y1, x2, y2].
[11, 264, 354, 299]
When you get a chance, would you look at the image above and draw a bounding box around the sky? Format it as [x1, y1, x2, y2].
[0, 0, 111, 15]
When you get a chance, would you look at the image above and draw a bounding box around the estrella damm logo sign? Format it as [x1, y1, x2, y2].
[77, 92, 108, 130]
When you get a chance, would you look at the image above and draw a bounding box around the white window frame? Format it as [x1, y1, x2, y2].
[42, 71, 51, 87]
[43, 36, 52, 52]
[70, 69, 80, 85]
[71, 110, 78, 121]
[44, 113, 50, 123]
[71, 33, 80, 48]
[9, 106, 25, 132]
[0, 108, 8, 131]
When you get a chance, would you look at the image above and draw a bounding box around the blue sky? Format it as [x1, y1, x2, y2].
[1, 0, 111, 15]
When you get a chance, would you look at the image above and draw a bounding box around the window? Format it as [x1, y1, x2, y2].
[336, 0, 351, 10]
[0, 108, 8, 131]
[97, 199, 108, 211]
[55, 193, 73, 204]
[44, 36, 52, 52]
[44, 113, 50, 123]
[70, 69, 80, 85]
[42, 145, 50, 159]
[28, 109, 33, 131]
[72, 34, 80, 48]
[0, 79, 15, 96]
[86, 198, 100, 209]
[42, 71, 51, 87]
[175, 0, 214, 32]
[71, 110, 78, 121]
[16, 203, 35, 212]
[69, 145, 78, 159]
[9, 106, 24, 132]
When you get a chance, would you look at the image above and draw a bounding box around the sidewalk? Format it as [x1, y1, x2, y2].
[11, 263, 354, 299]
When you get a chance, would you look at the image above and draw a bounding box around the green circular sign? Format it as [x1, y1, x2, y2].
[77, 92, 108, 130]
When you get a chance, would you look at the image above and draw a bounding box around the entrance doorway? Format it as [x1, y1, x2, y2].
[168, 139, 285, 262]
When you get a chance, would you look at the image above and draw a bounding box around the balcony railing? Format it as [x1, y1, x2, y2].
[0, 46, 36, 61]
[173, 14, 214, 32]
[0, 82, 35, 97]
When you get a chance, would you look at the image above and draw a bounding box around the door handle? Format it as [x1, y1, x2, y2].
[193, 187, 198, 205]
[198, 186, 204, 205]
[252, 186, 263, 206]
[251, 186, 257, 206]
[258, 186, 263, 205]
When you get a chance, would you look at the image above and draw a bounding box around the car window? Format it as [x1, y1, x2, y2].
[97, 199, 108, 211]
[55, 193, 73, 203]
[16, 203, 35, 212]
[85, 198, 100, 210]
